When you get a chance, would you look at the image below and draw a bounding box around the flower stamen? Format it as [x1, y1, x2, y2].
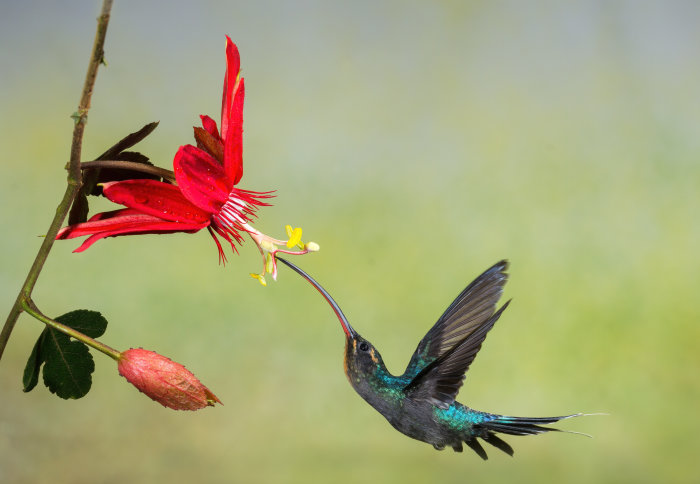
[242, 223, 320, 283]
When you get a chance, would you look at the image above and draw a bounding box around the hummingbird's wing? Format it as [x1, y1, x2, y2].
[404, 301, 510, 409]
[402, 260, 509, 409]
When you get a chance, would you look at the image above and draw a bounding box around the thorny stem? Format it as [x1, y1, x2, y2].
[81, 159, 176, 182]
[23, 300, 122, 361]
[0, 0, 114, 361]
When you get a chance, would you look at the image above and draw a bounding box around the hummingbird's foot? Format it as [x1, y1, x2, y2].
[247, 224, 320, 286]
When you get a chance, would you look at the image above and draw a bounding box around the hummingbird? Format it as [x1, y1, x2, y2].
[277, 257, 583, 459]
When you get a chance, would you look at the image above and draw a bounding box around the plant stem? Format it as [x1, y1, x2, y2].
[23, 300, 122, 361]
[0, 0, 114, 361]
[81, 159, 176, 182]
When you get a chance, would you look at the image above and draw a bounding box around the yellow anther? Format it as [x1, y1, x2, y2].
[265, 252, 274, 274]
[305, 241, 320, 252]
[286, 227, 302, 248]
[250, 273, 267, 286]
[285, 224, 293, 238]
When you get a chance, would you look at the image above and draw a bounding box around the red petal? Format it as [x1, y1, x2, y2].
[103, 179, 211, 222]
[86, 207, 144, 223]
[73, 222, 206, 253]
[221, 37, 244, 185]
[200, 115, 220, 139]
[223, 78, 244, 185]
[57, 209, 151, 239]
[220, 36, 240, 141]
[173, 145, 232, 213]
[57, 211, 207, 252]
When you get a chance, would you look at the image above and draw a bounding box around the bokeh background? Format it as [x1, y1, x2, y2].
[1, 1, 699, 483]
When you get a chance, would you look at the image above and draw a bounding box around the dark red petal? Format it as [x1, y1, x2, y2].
[223, 77, 244, 185]
[103, 180, 211, 222]
[194, 126, 224, 163]
[173, 145, 233, 213]
[200, 115, 220, 139]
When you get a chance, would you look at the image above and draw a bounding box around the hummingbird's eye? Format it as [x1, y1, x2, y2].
[359, 341, 370, 352]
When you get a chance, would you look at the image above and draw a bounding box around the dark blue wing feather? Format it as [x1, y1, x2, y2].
[401, 260, 509, 407]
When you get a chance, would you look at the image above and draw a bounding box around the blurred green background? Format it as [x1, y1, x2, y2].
[2, 1, 699, 483]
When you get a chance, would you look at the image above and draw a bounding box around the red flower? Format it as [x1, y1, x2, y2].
[118, 348, 221, 411]
[58, 37, 317, 283]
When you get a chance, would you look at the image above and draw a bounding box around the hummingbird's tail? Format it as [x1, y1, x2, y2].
[467, 413, 585, 459]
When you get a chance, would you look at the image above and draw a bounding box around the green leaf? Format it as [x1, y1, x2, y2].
[21, 309, 109, 399]
[55, 310, 108, 338]
[41, 328, 94, 399]
[22, 332, 45, 392]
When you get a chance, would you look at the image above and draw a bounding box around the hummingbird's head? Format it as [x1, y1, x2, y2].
[343, 333, 388, 386]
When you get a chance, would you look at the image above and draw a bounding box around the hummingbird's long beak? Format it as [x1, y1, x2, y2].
[277, 257, 357, 339]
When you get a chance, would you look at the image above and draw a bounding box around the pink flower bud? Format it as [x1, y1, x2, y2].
[118, 348, 222, 411]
